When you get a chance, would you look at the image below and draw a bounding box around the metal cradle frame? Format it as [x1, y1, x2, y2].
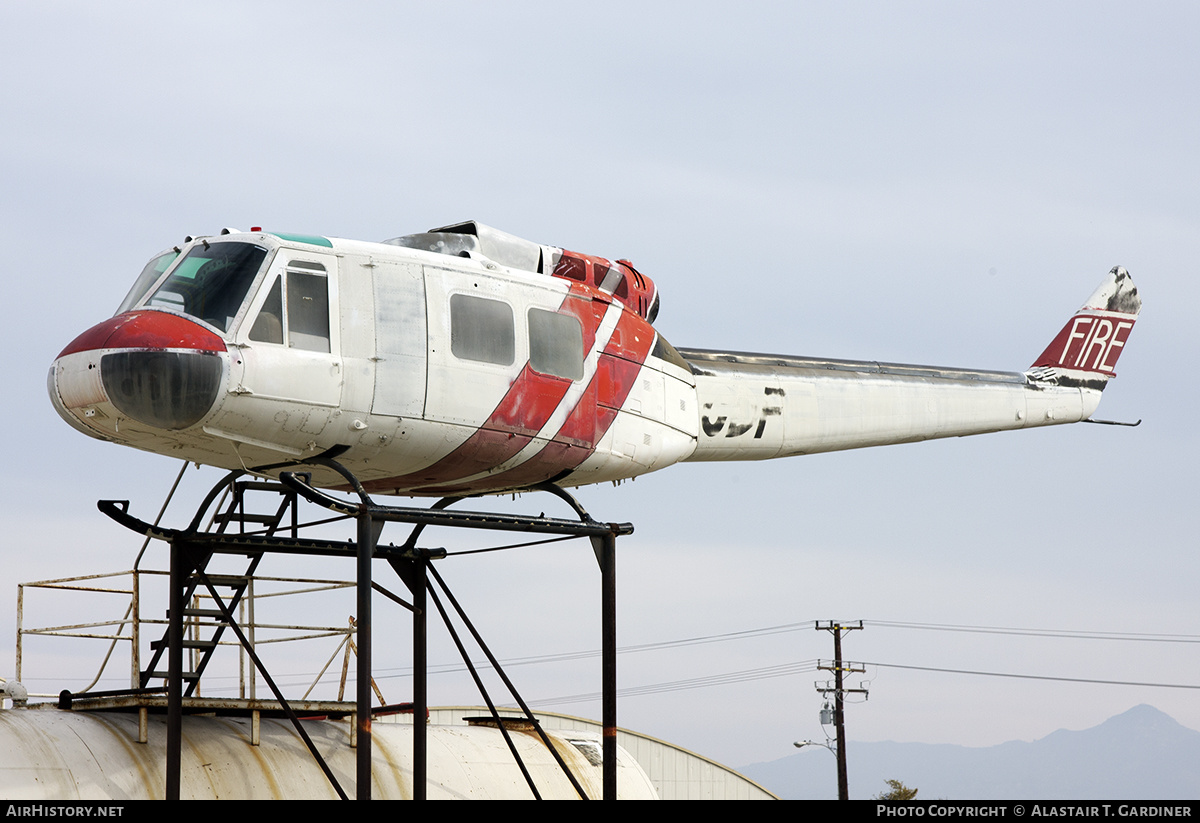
[98, 457, 632, 800]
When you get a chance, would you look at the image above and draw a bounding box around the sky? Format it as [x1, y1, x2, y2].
[2, 1, 1198, 777]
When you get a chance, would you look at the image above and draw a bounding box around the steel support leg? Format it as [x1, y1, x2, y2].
[357, 510, 374, 800]
[165, 539, 186, 801]
[389, 553, 429, 800]
[592, 532, 617, 801]
[413, 556, 427, 800]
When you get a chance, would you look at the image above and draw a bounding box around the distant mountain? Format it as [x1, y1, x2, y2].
[740, 705, 1200, 800]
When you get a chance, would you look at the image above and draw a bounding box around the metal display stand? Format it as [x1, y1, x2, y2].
[99, 459, 632, 800]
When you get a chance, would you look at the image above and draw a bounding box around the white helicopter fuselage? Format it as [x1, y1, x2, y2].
[48, 222, 1140, 495]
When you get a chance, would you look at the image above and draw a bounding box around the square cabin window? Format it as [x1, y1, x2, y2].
[529, 308, 584, 380]
[450, 293, 514, 365]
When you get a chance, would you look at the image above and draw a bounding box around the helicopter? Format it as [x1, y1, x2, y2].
[49, 221, 1140, 496]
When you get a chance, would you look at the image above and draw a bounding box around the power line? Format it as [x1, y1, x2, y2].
[861, 660, 1200, 690]
[368, 620, 815, 679]
[387, 617, 1198, 678]
[138, 617, 1200, 696]
[527, 658, 1200, 709]
[866, 620, 1200, 644]
[527, 659, 824, 706]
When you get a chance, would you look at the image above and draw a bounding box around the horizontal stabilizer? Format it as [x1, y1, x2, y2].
[1028, 266, 1140, 390]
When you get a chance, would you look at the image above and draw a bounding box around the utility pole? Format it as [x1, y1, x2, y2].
[814, 620, 867, 801]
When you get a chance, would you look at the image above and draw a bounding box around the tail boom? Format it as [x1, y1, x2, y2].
[681, 351, 1092, 461]
[680, 267, 1139, 462]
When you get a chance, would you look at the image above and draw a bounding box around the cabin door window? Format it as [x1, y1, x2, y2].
[236, 257, 341, 409]
[248, 264, 331, 353]
[286, 268, 331, 352]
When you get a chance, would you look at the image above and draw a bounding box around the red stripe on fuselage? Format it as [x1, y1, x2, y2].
[414, 308, 656, 494]
[487, 364, 573, 437]
[363, 289, 607, 493]
[363, 367, 570, 492]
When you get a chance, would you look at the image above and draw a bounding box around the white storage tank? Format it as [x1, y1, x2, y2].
[0, 707, 657, 800]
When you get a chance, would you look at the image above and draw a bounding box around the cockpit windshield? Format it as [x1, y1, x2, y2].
[145, 242, 268, 333]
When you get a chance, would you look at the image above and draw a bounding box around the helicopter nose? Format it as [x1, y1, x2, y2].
[51, 311, 227, 432]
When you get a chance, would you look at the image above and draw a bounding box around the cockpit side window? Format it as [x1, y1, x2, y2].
[117, 249, 181, 315]
[147, 242, 268, 333]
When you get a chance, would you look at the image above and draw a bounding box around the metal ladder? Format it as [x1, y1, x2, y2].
[140, 480, 298, 695]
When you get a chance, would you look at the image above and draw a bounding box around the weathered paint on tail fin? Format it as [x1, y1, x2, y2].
[1028, 266, 1140, 390]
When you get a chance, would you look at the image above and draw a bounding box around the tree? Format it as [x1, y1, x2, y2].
[875, 779, 918, 800]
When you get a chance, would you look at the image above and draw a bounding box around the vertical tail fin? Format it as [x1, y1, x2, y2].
[1028, 266, 1141, 390]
